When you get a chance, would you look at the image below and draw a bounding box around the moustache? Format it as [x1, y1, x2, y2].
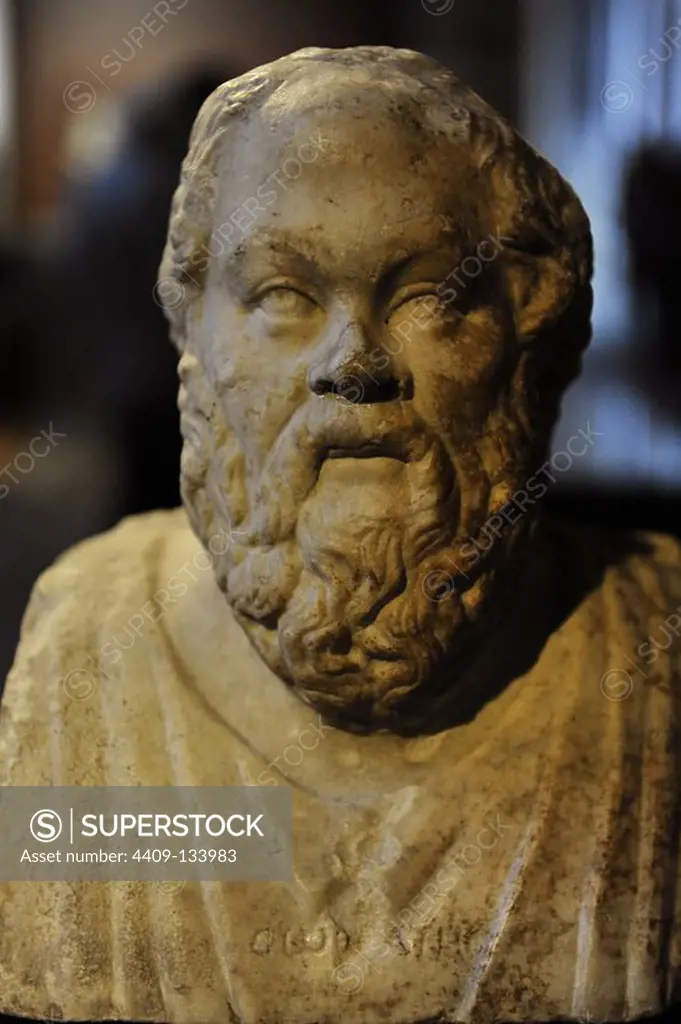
[244, 400, 445, 544]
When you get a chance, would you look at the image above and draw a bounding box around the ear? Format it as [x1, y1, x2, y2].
[486, 136, 591, 344]
[504, 251, 577, 343]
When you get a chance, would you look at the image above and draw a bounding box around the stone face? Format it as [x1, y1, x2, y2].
[161, 45, 593, 738]
[0, 45, 680, 1024]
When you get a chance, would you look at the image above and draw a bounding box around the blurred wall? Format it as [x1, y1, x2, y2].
[0, 0, 14, 228]
[13, 0, 528, 223]
[396, 0, 519, 123]
[521, 0, 681, 492]
[14, 0, 393, 220]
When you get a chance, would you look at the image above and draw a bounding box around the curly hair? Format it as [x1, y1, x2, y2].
[158, 44, 593, 429]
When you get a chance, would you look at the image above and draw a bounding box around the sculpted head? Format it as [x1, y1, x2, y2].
[158, 46, 593, 734]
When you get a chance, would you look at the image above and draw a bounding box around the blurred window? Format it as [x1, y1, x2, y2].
[521, 0, 681, 489]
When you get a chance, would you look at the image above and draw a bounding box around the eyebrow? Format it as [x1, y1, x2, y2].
[225, 231, 323, 269]
[218, 233, 330, 295]
[221, 227, 471, 292]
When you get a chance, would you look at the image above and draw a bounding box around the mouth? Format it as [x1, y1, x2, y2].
[323, 439, 410, 463]
[327, 444, 398, 460]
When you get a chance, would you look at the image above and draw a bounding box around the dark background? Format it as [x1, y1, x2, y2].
[1, 0, 681, 685]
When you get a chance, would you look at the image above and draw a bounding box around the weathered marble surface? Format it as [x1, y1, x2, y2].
[1, 511, 681, 1022]
[2, 45, 681, 1024]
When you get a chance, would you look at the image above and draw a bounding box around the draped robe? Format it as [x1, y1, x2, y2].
[1, 509, 681, 1024]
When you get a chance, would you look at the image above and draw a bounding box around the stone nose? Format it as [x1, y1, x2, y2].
[307, 319, 412, 403]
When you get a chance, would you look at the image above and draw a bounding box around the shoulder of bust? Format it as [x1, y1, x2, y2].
[1, 508, 193, 729]
[0, 507, 198, 790]
[626, 526, 681, 566]
[15, 508, 191, 634]
[545, 518, 681, 610]
[29, 506, 189, 589]
[605, 528, 681, 600]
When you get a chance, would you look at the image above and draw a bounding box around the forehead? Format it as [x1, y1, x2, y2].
[210, 76, 485, 272]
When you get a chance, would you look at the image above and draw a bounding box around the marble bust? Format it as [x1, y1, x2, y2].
[2, 45, 681, 1024]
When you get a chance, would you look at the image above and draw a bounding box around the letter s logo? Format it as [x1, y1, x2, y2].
[30, 809, 63, 842]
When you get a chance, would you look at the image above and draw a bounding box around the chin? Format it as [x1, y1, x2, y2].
[289, 667, 440, 735]
[282, 625, 470, 736]
[269, 550, 499, 734]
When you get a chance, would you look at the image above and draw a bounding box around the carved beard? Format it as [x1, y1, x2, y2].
[179, 351, 537, 733]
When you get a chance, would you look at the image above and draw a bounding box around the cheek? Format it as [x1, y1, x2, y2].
[195, 309, 309, 464]
[199, 299, 307, 391]
[410, 310, 513, 435]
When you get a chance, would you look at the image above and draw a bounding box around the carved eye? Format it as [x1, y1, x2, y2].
[258, 287, 317, 319]
[386, 289, 443, 325]
[392, 286, 440, 309]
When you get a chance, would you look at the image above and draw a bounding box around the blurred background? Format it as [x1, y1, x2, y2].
[1, 0, 680, 683]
